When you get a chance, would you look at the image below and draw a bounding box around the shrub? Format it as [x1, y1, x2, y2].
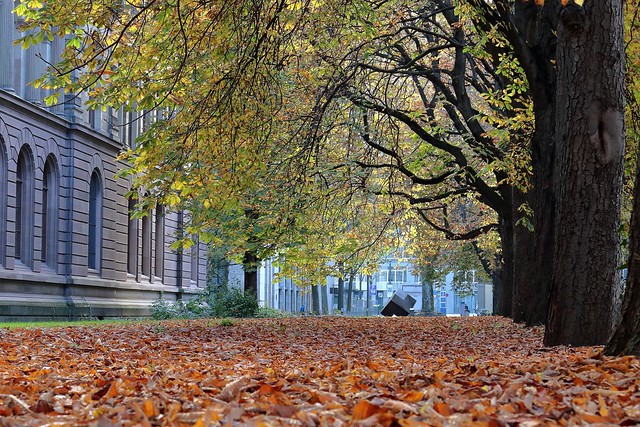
[151, 286, 260, 320]
[151, 298, 184, 320]
[255, 307, 294, 318]
[151, 295, 201, 320]
[218, 318, 235, 326]
[210, 286, 258, 318]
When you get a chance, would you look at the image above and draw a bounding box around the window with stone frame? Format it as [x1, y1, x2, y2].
[127, 196, 138, 276]
[41, 155, 59, 270]
[88, 170, 102, 272]
[15, 146, 34, 268]
[154, 205, 165, 283]
[0, 137, 6, 266]
[141, 211, 151, 278]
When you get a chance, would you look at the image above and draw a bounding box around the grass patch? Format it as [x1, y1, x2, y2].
[0, 318, 145, 329]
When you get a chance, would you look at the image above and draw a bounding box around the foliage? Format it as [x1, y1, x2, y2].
[403, 211, 495, 292]
[151, 286, 259, 320]
[255, 307, 295, 318]
[218, 318, 236, 327]
[0, 317, 639, 425]
[16, 0, 515, 281]
[209, 286, 259, 318]
[621, 0, 640, 254]
[150, 297, 202, 320]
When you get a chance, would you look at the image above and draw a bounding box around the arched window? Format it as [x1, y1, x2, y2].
[88, 170, 102, 272]
[41, 155, 58, 270]
[190, 235, 198, 284]
[154, 205, 165, 282]
[15, 147, 34, 268]
[0, 137, 6, 266]
[141, 212, 151, 278]
[127, 196, 138, 275]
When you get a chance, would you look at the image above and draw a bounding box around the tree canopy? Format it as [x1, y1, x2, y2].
[17, 0, 638, 352]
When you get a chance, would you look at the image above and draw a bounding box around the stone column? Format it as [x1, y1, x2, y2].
[23, 31, 47, 104]
[50, 34, 65, 116]
[0, 0, 14, 91]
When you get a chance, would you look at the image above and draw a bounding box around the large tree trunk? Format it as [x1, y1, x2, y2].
[545, 0, 625, 346]
[606, 151, 640, 355]
[494, 193, 514, 317]
[506, 0, 559, 327]
[513, 104, 557, 326]
[512, 187, 535, 323]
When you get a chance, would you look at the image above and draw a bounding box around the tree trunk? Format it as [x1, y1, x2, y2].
[545, 0, 625, 346]
[337, 276, 344, 313]
[320, 284, 329, 314]
[512, 103, 556, 326]
[347, 275, 354, 313]
[494, 192, 514, 317]
[311, 285, 320, 314]
[421, 280, 434, 315]
[242, 250, 259, 299]
[606, 150, 640, 354]
[512, 187, 535, 323]
[242, 208, 260, 299]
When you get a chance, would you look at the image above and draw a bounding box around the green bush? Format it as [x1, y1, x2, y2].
[255, 306, 294, 318]
[151, 297, 201, 320]
[151, 286, 260, 320]
[210, 286, 258, 318]
[218, 318, 235, 326]
[151, 298, 184, 320]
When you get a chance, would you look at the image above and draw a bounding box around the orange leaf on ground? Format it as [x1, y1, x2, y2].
[0, 317, 637, 426]
[142, 399, 159, 418]
[434, 401, 452, 416]
[352, 400, 381, 420]
[401, 390, 424, 402]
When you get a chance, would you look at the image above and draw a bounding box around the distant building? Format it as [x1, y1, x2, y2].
[433, 271, 493, 315]
[0, 5, 207, 320]
[252, 255, 493, 316]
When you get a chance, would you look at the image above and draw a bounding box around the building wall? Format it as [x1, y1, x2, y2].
[0, 91, 207, 321]
[0, 7, 207, 320]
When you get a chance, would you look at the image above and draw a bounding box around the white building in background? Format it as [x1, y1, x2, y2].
[251, 256, 493, 316]
[433, 271, 493, 316]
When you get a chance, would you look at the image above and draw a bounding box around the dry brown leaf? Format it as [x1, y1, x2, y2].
[352, 400, 381, 420]
[0, 318, 636, 426]
[434, 401, 453, 416]
[216, 376, 250, 402]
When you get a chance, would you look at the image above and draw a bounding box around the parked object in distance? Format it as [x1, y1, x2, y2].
[381, 290, 416, 317]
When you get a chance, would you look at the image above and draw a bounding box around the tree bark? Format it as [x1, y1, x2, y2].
[494, 191, 514, 317]
[512, 187, 535, 323]
[421, 280, 434, 315]
[337, 276, 345, 312]
[545, 0, 625, 346]
[320, 284, 329, 314]
[242, 250, 259, 299]
[347, 275, 354, 313]
[606, 150, 640, 354]
[512, 103, 556, 326]
[311, 284, 320, 314]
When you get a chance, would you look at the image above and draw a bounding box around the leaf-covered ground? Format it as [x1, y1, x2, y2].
[0, 317, 638, 426]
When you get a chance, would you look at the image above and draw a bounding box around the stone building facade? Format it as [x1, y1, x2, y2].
[0, 3, 207, 320]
